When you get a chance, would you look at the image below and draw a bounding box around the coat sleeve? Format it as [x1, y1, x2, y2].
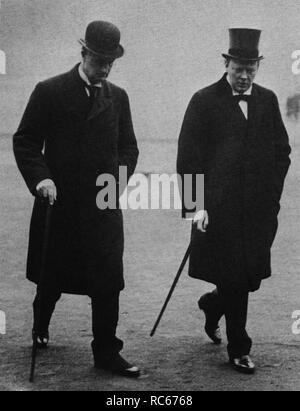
[271, 93, 291, 201]
[118, 90, 139, 180]
[13, 82, 53, 195]
[177, 93, 207, 219]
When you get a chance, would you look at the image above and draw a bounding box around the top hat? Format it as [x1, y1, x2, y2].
[79, 21, 124, 61]
[222, 28, 264, 62]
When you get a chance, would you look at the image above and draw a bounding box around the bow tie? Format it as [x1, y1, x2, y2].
[233, 94, 252, 103]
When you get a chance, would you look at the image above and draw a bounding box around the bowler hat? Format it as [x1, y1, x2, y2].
[222, 28, 264, 62]
[79, 21, 124, 61]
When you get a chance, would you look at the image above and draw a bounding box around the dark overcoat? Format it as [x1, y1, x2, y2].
[13, 64, 139, 296]
[177, 74, 291, 292]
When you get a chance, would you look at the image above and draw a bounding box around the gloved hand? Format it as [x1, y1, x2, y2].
[193, 210, 209, 233]
[36, 179, 57, 205]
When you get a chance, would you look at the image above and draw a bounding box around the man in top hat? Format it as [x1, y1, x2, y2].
[14, 21, 140, 378]
[177, 28, 291, 374]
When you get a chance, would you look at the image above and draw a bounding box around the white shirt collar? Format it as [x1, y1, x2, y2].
[78, 63, 102, 88]
[226, 75, 252, 96]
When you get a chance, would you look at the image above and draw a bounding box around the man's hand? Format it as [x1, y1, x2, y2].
[36, 179, 57, 205]
[193, 210, 209, 233]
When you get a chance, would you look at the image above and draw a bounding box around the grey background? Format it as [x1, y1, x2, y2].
[0, 0, 299, 141]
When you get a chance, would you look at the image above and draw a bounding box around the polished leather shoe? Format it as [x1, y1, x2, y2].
[204, 326, 222, 345]
[95, 354, 141, 378]
[230, 356, 256, 375]
[198, 295, 222, 345]
[32, 330, 49, 349]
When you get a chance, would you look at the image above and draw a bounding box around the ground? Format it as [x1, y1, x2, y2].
[0, 127, 299, 391]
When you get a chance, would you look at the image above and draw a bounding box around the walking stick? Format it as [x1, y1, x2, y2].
[150, 238, 194, 337]
[29, 203, 53, 383]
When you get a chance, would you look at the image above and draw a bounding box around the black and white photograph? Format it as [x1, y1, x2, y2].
[0, 0, 299, 394]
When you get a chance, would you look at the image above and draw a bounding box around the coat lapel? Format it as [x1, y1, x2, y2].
[59, 64, 90, 120]
[247, 85, 264, 136]
[216, 74, 248, 126]
[87, 80, 113, 121]
[59, 65, 113, 121]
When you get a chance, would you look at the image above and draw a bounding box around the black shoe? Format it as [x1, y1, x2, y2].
[204, 325, 222, 345]
[95, 354, 141, 379]
[32, 330, 49, 349]
[230, 356, 256, 375]
[198, 294, 222, 345]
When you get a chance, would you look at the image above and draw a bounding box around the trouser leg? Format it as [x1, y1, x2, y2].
[91, 291, 124, 363]
[217, 286, 252, 360]
[208, 288, 225, 324]
[200, 288, 225, 327]
[33, 284, 61, 333]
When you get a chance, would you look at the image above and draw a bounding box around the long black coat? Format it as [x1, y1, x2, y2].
[13, 65, 139, 296]
[177, 74, 291, 292]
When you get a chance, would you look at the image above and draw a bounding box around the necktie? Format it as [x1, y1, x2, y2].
[86, 85, 100, 106]
[85, 85, 101, 114]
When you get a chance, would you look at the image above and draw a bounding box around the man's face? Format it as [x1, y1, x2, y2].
[226, 59, 259, 93]
[82, 52, 114, 84]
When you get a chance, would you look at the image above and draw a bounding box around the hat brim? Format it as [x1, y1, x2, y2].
[79, 39, 124, 61]
[222, 53, 264, 62]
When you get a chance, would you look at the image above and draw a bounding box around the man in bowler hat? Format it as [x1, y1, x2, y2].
[14, 21, 140, 378]
[177, 29, 291, 374]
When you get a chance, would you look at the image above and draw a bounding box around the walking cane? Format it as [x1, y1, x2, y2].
[29, 202, 53, 383]
[150, 237, 194, 337]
